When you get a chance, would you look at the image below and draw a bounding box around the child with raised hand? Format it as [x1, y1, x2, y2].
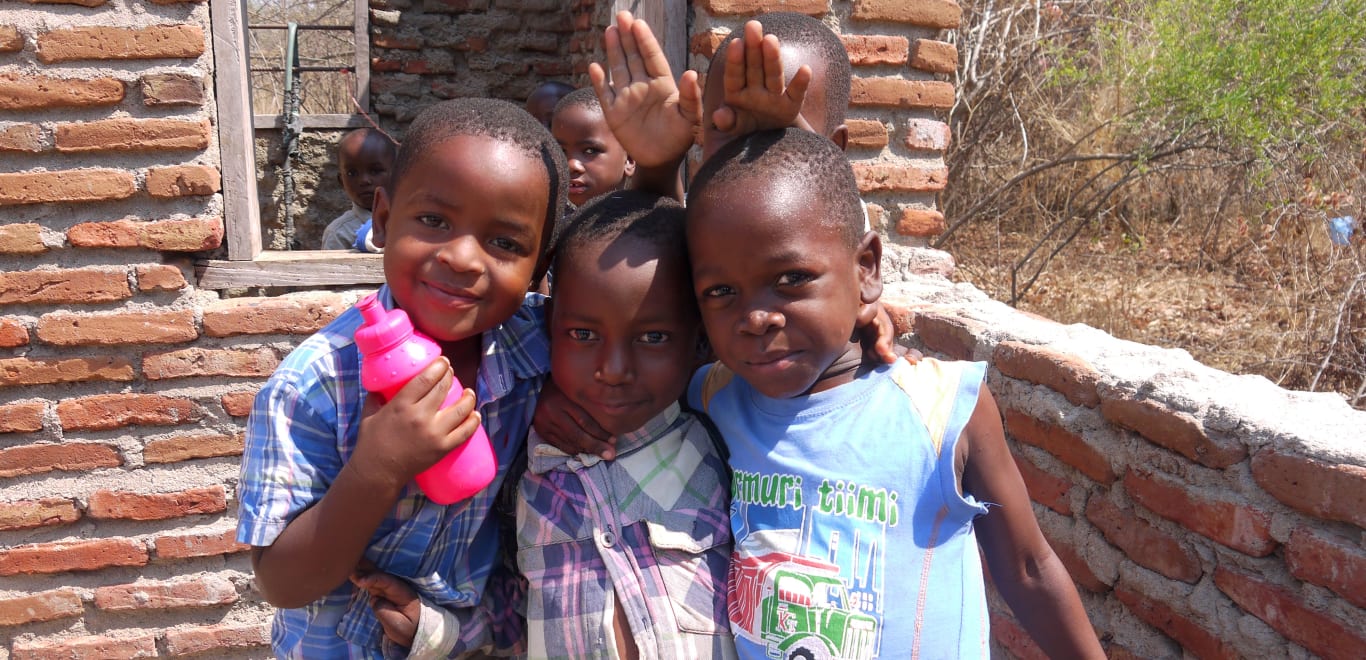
[236, 98, 569, 659]
[322, 128, 396, 250]
[551, 88, 637, 208]
[687, 128, 1104, 659]
[356, 191, 738, 659]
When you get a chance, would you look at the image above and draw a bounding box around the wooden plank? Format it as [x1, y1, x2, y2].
[616, 0, 687, 77]
[352, 0, 370, 112]
[197, 251, 385, 288]
[211, 0, 263, 261]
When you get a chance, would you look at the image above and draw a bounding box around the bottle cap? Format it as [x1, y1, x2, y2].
[354, 292, 413, 355]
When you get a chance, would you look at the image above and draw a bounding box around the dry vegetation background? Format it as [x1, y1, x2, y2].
[939, 0, 1366, 408]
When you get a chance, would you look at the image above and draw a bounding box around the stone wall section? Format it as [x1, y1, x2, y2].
[884, 277, 1366, 659]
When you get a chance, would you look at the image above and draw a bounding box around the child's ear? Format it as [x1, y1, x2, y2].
[623, 156, 637, 178]
[855, 230, 883, 328]
[370, 186, 391, 248]
[829, 124, 849, 152]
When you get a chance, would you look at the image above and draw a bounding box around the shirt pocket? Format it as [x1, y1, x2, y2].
[644, 511, 732, 636]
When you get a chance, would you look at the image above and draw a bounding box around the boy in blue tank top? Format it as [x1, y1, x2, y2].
[685, 128, 1104, 659]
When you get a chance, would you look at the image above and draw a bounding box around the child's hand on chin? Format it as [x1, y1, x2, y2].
[532, 380, 616, 460]
[352, 570, 420, 648]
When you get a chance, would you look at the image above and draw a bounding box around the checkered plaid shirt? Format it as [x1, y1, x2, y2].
[236, 286, 549, 659]
[515, 403, 737, 659]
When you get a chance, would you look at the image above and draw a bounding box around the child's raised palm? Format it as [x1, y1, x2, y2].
[589, 11, 701, 169]
[712, 20, 814, 137]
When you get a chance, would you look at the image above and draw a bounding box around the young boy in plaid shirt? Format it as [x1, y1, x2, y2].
[358, 191, 736, 659]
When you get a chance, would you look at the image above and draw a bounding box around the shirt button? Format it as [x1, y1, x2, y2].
[600, 531, 616, 548]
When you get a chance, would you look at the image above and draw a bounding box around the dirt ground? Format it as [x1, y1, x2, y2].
[945, 218, 1366, 407]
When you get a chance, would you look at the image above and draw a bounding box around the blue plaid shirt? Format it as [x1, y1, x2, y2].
[237, 286, 549, 659]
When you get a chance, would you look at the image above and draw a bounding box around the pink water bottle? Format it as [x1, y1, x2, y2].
[353, 293, 496, 504]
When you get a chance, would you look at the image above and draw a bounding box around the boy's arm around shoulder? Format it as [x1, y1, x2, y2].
[961, 384, 1105, 659]
[249, 360, 483, 608]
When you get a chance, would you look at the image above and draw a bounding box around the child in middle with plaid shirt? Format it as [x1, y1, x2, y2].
[357, 190, 736, 659]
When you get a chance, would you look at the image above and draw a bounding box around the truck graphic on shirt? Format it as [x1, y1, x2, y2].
[729, 551, 878, 660]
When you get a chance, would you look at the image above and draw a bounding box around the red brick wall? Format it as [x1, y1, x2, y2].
[885, 286, 1366, 659]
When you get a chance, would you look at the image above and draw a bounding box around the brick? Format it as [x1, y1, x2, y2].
[1101, 395, 1245, 468]
[0, 401, 44, 432]
[844, 119, 888, 149]
[12, 632, 158, 660]
[1013, 452, 1072, 515]
[0, 73, 124, 110]
[0, 538, 147, 576]
[202, 295, 346, 336]
[851, 0, 962, 29]
[88, 486, 226, 521]
[0, 356, 135, 387]
[1114, 583, 1237, 660]
[0, 268, 130, 306]
[852, 163, 947, 193]
[1041, 527, 1108, 592]
[37, 24, 205, 63]
[144, 433, 244, 464]
[1251, 449, 1366, 529]
[697, 0, 828, 15]
[143, 347, 280, 379]
[0, 124, 44, 153]
[896, 207, 946, 237]
[68, 217, 224, 251]
[140, 71, 205, 107]
[993, 342, 1101, 407]
[0, 25, 22, 52]
[37, 309, 197, 346]
[1126, 469, 1275, 556]
[136, 264, 188, 291]
[95, 574, 237, 611]
[0, 317, 29, 347]
[1085, 496, 1201, 583]
[56, 117, 211, 153]
[57, 393, 197, 431]
[154, 528, 249, 559]
[0, 498, 79, 531]
[0, 169, 137, 206]
[0, 223, 46, 255]
[911, 310, 977, 360]
[221, 389, 258, 417]
[989, 611, 1048, 660]
[1004, 408, 1116, 484]
[911, 38, 958, 74]
[0, 588, 83, 627]
[841, 35, 909, 66]
[690, 29, 728, 57]
[1285, 527, 1366, 609]
[1215, 565, 1366, 660]
[163, 622, 271, 656]
[146, 164, 220, 197]
[851, 77, 954, 109]
[371, 34, 422, 50]
[905, 118, 952, 151]
[0, 443, 122, 478]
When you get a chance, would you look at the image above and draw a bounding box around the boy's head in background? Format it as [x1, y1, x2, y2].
[552, 88, 636, 208]
[686, 128, 880, 399]
[549, 191, 697, 435]
[526, 81, 576, 128]
[337, 128, 396, 212]
[372, 98, 569, 344]
[701, 11, 851, 161]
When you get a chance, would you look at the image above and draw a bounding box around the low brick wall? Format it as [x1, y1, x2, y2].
[884, 277, 1366, 659]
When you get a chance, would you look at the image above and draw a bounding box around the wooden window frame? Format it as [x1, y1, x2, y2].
[202, 0, 383, 289]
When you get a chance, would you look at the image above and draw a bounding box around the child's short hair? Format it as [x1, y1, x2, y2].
[708, 12, 852, 133]
[688, 128, 862, 247]
[553, 87, 603, 117]
[391, 98, 570, 255]
[553, 191, 688, 287]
